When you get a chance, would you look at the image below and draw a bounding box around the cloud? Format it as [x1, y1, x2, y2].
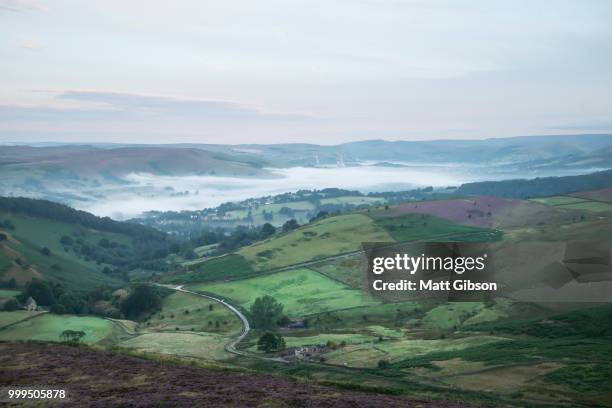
[0, 0, 45, 12]
[547, 117, 612, 132]
[21, 40, 42, 51]
[53, 90, 311, 121]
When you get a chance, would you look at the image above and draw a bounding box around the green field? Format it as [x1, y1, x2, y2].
[325, 335, 504, 368]
[248, 333, 377, 352]
[0, 289, 20, 298]
[142, 291, 241, 334]
[530, 196, 588, 206]
[310, 255, 367, 290]
[170, 254, 254, 283]
[238, 214, 393, 271]
[119, 331, 233, 360]
[372, 213, 492, 242]
[190, 268, 379, 318]
[307, 301, 421, 330]
[562, 201, 612, 212]
[0, 313, 116, 344]
[0, 311, 43, 328]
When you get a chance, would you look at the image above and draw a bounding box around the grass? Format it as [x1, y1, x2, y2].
[119, 331, 232, 360]
[0, 313, 116, 344]
[372, 214, 498, 242]
[310, 254, 367, 290]
[307, 301, 421, 330]
[189, 267, 379, 318]
[0, 289, 20, 298]
[0, 212, 123, 290]
[249, 333, 377, 352]
[562, 201, 612, 212]
[530, 196, 588, 206]
[0, 310, 43, 328]
[142, 291, 241, 334]
[325, 335, 503, 368]
[239, 214, 393, 271]
[168, 254, 254, 283]
[545, 363, 612, 394]
[422, 303, 486, 331]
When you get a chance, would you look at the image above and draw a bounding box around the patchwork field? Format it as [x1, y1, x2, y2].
[238, 214, 393, 271]
[190, 267, 379, 318]
[0, 313, 117, 344]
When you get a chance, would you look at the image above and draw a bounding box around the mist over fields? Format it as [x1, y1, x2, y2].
[77, 163, 598, 219]
[2, 136, 611, 219]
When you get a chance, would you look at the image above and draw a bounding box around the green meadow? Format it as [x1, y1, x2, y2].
[0, 313, 116, 344]
[238, 214, 393, 271]
[142, 291, 241, 334]
[190, 267, 379, 318]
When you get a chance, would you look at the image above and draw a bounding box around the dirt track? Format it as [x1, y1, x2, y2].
[0, 342, 479, 407]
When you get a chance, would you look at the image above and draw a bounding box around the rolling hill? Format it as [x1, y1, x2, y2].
[0, 197, 172, 291]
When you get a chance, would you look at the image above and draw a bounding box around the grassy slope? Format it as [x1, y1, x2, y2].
[190, 267, 379, 318]
[0, 313, 116, 344]
[141, 291, 241, 334]
[0, 212, 124, 290]
[238, 214, 393, 271]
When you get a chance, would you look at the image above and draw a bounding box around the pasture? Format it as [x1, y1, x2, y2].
[0, 313, 116, 344]
[119, 331, 232, 360]
[0, 310, 43, 328]
[142, 291, 241, 334]
[238, 214, 393, 271]
[325, 335, 504, 368]
[189, 267, 379, 318]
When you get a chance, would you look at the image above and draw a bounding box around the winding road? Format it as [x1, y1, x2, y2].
[156, 284, 287, 362]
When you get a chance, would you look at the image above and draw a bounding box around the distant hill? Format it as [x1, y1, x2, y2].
[456, 169, 612, 198]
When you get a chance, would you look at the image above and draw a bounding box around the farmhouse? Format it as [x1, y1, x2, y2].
[24, 297, 37, 311]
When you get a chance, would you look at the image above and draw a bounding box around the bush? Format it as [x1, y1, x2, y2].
[257, 332, 286, 352]
[3, 298, 19, 311]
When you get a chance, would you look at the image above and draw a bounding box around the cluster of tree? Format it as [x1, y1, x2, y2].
[249, 295, 287, 329]
[257, 332, 286, 352]
[60, 330, 86, 345]
[0, 197, 166, 240]
[119, 284, 170, 319]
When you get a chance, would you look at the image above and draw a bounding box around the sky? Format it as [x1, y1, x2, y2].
[1, 0, 612, 145]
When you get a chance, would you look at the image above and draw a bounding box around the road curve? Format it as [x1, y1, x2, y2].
[155, 284, 250, 355]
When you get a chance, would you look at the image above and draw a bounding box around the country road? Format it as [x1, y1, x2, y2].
[155, 283, 286, 362]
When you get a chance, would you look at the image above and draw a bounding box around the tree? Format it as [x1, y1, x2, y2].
[0, 233, 6, 242]
[60, 330, 86, 345]
[40, 247, 51, 256]
[257, 332, 286, 352]
[120, 285, 162, 319]
[282, 219, 299, 233]
[250, 295, 284, 329]
[377, 359, 390, 369]
[60, 235, 74, 246]
[23, 279, 55, 306]
[261, 223, 276, 237]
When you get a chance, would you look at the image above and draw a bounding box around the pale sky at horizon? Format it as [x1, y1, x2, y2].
[1, 0, 612, 145]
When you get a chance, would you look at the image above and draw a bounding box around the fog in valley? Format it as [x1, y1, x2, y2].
[67, 163, 591, 219]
